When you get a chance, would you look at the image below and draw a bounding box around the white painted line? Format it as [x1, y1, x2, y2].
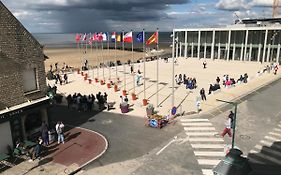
[186, 132, 218, 136]
[180, 118, 209, 122]
[202, 169, 214, 175]
[265, 136, 281, 142]
[191, 144, 225, 149]
[278, 124, 281, 128]
[198, 159, 221, 166]
[156, 139, 175, 155]
[255, 145, 281, 157]
[189, 138, 224, 142]
[184, 127, 216, 131]
[249, 150, 281, 165]
[273, 128, 281, 132]
[182, 123, 212, 126]
[269, 132, 281, 137]
[194, 151, 225, 157]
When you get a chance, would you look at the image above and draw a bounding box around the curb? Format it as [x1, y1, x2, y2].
[63, 124, 109, 175]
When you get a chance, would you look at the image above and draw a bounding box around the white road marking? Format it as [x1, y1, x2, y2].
[265, 136, 281, 142]
[182, 122, 212, 126]
[186, 132, 218, 136]
[202, 169, 214, 175]
[194, 151, 225, 157]
[191, 144, 225, 149]
[197, 159, 221, 166]
[180, 118, 209, 122]
[189, 138, 224, 142]
[269, 132, 281, 138]
[184, 127, 216, 131]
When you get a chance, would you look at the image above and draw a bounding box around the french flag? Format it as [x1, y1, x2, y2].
[111, 32, 116, 42]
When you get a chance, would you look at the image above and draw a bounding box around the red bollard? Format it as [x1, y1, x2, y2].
[88, 79, 92, 84]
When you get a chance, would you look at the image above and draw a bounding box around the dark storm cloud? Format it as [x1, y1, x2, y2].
[2, 0, 190, 32]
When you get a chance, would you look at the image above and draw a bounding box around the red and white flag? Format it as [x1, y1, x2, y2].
[93, 33, 98, 41]
[88, 33, 94, 45]
[82, 33, 87, 41]
[123, 31, 133, 43]
[98, 32, 103, 41]
[75, 33, 81, 43]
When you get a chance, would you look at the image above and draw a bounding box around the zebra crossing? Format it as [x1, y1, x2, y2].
[180, 118, 225, 175]
[248, 121, 281, 166]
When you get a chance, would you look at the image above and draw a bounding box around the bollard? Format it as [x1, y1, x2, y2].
[132, 93, 137, 100]
[88, 79, 92, 84]
[122, 90, 127, 96]
[114, 84, 118, 92]
[143, 99, 148, 106]
[107, 83, 111, 88]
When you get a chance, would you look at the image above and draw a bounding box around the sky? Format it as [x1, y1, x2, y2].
[1, 0, 278, 33]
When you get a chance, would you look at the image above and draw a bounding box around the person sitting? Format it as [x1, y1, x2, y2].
[120, 101, 129, 113]
[243, 73, 248, 83]
[178, 74, 183, 85]
[237, 75, 244, 84]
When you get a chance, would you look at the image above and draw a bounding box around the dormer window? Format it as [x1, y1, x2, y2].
[23, 68, 39, 93]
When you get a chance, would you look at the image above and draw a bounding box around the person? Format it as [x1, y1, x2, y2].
[55, 62, 58, 71]
[196, 99, 201, 114]
[221, 111, 234, 137]
[216, 76, 220, 84]
[130, 65, 134, 74]
[56, 121, 65, 144]
[203, 61, 207, 69]
[64, 73, 68, 84]
[41, 121, 49, 146]
[274, 65, 279, 75]
[33, 137, 43, 160]
[200, 88, 207, 101]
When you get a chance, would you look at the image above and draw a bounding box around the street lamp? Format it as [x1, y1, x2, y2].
[216, 99, 237, 149]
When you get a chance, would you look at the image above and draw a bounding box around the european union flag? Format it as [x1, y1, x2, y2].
[136, 32, 144, 43]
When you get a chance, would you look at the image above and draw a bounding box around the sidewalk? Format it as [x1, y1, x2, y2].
[2, 127, 108, 175]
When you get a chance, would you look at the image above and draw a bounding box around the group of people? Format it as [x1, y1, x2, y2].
[175, 74, 197, 90]
[66, 92, 108, 112]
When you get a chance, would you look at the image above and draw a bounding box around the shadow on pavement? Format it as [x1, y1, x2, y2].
[248, 141, 281, 175]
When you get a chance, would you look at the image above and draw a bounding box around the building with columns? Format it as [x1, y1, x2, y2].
[174, 18, 281, 64]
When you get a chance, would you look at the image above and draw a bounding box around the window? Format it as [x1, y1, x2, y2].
[23, 68, 38, 93]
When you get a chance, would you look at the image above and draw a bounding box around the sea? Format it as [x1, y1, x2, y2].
[32, 32, 173, 50]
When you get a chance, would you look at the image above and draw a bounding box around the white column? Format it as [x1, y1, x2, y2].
[197, 30, 201, 59]
[240, 43, 244, 61]
[184, 30, 187, 58]
[191, 42, 194, 58]
[176, 37, 179, 58]
[244, 30, 249, 61]
[277, 44, 280, 63]
[179, 42, 182, 57]
[218, 43, 221, 59]
[211, 30, 215, 60]
[257, 44, 261, 62]
[249, 43, 252, 61]
[227, 30, 231, 61]
[204, 42, 207, 59]
[266, 44, 271, 62]
[262, 30, 268, 63]
[232, 43, 236, 60]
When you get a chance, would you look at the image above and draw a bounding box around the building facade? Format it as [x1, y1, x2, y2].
[0, 2, 49, 153]
[174, 19, 281, 64]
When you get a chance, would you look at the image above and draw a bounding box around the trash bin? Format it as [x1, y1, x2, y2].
[48, 130, 56, 143]
[213, 148, 252, 175]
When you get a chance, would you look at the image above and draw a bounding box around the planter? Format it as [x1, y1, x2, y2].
[81, 72, 84, 76]
[107, 83, 111, 88]
[88, 79, 92, 84]
[114, 84, 118, 92]
[143, 99, 148, 106]
[85, 73, 88, 78]
[77, 69, 80, 74]
[122, 90, 127, 96]
[131, 93, 137, 100]
[95, 78, 99, 83]
[100, 80, 105, 85]
[84, 76, 87, 81]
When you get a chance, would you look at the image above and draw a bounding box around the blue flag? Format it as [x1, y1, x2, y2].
[136, 32, 144, 43]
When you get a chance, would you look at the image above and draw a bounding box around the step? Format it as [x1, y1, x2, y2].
[186, 132, 218, 136]
[273, 128, 281, 132]
[194, 151, 225, 157]
[191, 144, 225, 149]
[180, 118, 209, 122]
[182, 123, 212, 126]
[184, 127, 216, 131]
[269, 132, 281, 138]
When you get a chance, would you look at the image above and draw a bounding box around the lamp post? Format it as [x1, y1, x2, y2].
[216, 99, 237, 149]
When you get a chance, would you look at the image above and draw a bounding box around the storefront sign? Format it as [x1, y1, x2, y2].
[0, 109, 24, 120]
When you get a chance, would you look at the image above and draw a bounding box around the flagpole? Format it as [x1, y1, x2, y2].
[122, 30, 126, 91]
[115, 33, 117, 81]
[143, 29, 146, 101]
[132, 29, 135, 94]
[172, 29, 175, 108]
[107, 32, 111, 80]
[96, 38, 99, 79]
[102, 33, 105, 80]
[156, 28, 159, 107]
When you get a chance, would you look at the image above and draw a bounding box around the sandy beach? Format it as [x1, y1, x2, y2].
[43, 47, 165, 72]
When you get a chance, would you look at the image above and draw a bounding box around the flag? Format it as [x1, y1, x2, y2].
[98, 32, 103, 41]
[93, 33, 98, 41]
[123, 31, 133, 43]
[116, 34, 121, 42]
[136, 32, 144, 43]
[111, 32, 116, 42]
[88, 33, 94, 45]
[146, 32, 158, 45]
[75, 33, 81, 43]
[82, 33, 87, 41]
[102, 33, 107, 41]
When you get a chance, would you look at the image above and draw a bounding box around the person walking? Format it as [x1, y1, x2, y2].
[203, 61, 207, 69]
[200, 88, 207, 101]
[56, 121, 65, 144]
[41, 121, 49, 146]
[221, 111, 234, 137]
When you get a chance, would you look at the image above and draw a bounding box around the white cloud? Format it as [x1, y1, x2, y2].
[216, 0, 250, 10]
[250, 0, 275, 7]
